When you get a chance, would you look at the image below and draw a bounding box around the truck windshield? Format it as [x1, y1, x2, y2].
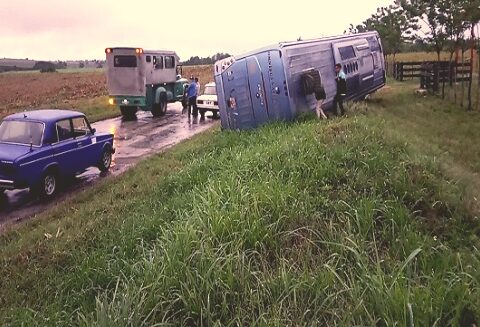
[114, 55, 137, 68]
[204, 86, 217, 95]
[0, 120, 44, 146]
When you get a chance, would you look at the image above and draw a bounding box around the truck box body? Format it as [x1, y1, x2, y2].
[106, 47, 181, 108]
[214, 31, 386, 130]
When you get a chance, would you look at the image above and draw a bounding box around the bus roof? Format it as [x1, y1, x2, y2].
[109, 47, 178, 56]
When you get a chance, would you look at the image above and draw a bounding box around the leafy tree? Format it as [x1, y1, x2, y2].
[349, 4, 415, 60]
[397, 0, 451, 61]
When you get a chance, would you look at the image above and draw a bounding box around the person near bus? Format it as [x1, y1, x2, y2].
[333, 63, 347, 116]
[186, 76, 198, 117]
[300, 70, 327, 119]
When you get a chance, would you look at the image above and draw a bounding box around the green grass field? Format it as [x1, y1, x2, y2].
[0, 80, 479, 325]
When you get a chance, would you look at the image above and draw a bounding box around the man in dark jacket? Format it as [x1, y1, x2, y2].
[333, 63, 347, 116]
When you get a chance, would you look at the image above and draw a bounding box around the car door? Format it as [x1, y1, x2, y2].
[72, 116, 97, 171]
[52, 119, 78, 176]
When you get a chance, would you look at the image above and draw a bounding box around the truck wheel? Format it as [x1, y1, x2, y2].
[98, 148, 112, 172]
[120, 106, 137, 121]
[152, 93, 168, 117]
[35, 170, 59, 199]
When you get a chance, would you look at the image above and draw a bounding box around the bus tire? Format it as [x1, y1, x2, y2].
[120, 106, 137, 121]
[152, 93, 167, 117]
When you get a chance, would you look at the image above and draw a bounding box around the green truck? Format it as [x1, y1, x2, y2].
[105, 47, 188, 120]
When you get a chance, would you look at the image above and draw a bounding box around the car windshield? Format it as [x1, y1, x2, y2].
[0, 120, 44, 146]
[204, 85, 216, 95]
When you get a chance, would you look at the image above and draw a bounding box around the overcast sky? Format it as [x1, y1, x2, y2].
[0, 0, 394, 61]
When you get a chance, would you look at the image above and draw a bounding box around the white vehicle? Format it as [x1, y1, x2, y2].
[196, 82, 219, 118]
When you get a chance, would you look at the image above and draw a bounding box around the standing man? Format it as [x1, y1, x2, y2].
[333, 63, 347, 116]
[195, 77, 203, 119]
[186, 76, 198, 118]
[195, 77, 201, 97]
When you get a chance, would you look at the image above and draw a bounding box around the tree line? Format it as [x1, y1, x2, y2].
[348, 0, 480, 61]
[182, 53, 231, 66]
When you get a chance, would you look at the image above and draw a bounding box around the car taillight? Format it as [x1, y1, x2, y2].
[197, 100, 204, 104]
[214, 101, 218, 105]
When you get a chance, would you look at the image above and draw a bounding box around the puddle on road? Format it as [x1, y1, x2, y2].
[0, 103, 217, 230]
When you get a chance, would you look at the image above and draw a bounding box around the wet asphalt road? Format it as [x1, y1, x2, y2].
[0, 103, 217, 232]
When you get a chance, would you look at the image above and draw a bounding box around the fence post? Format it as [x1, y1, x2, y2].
[433, 63, 439, 93]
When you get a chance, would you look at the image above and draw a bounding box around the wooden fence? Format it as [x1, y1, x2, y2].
[392, 61, 471, 84]
[392, 61, 424, 81]
[419, 61, 472, 92]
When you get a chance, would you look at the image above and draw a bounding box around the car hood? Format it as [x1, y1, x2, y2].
[198, 95, 217, 101]
[0, 143, 32, 163]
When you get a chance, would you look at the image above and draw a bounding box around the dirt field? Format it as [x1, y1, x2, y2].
[0, 72, 107, 119]
[0, 65, 214, 121]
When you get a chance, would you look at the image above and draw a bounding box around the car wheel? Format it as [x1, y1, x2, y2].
[212, 110, 219, 119]
[98, 148, 112, 172]
[152, 93, 168, 117]
[120, 106, 137, 121]
[37, 170, 58, 198]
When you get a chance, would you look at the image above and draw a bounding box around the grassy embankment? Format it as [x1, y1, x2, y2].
[0, 80, 479, 325]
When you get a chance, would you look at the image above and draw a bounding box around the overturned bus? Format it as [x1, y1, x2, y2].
[214, 31, 386, 130]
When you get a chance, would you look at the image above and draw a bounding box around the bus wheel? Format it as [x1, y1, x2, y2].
[152, 93, 167, 117]
[120, 106, 137, 121]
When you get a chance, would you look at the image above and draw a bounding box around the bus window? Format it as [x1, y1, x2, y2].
[339, 46, 356, 60]
[165, 56, 175, 69]
[146, 56, 151, 63]
[154, 56, 163, 69]
[114, 55, 137, 68]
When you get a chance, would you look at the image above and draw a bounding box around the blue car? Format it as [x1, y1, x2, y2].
[0, 110, 115, 198]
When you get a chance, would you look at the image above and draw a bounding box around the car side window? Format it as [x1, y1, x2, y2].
[72, 117, 90, 138]
[56, 119, 73, 142]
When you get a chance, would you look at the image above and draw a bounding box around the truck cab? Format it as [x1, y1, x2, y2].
[105, 47, 188, 120]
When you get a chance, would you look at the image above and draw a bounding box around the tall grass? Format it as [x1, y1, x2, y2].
[0, 83, 479, 325]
